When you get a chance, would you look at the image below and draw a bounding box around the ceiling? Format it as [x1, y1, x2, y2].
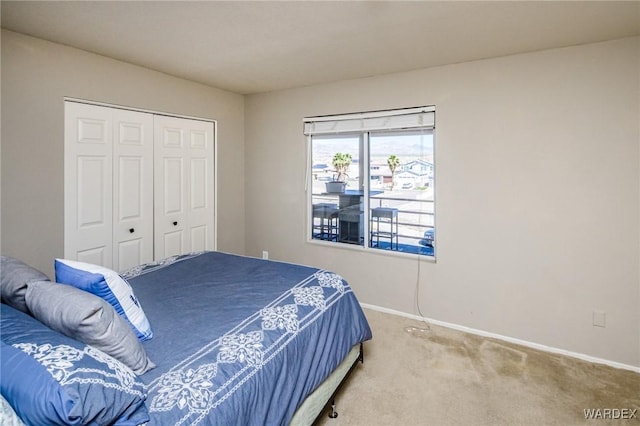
[2, 1, 639, 95]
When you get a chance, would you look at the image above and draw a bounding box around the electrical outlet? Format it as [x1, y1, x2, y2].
[262, 251, 269, 260]
[593, 310, 606, 328]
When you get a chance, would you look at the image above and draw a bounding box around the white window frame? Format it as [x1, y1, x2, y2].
[304, 106, 436, 258]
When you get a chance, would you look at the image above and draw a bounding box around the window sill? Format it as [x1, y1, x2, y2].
[306, 238, 436, 262]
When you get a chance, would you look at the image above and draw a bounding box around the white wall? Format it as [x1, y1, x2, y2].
[1, 30, 246, 275]
[245, 37, 640, 367]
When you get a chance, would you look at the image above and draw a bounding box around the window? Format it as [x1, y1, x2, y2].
[305, 106, 435, 257]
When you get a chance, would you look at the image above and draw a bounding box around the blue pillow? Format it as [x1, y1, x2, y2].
[54, 259, 153, 341]
[0, 304, 149, 425]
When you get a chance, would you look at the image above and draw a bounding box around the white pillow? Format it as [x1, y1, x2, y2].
[54, 259, 153, 341]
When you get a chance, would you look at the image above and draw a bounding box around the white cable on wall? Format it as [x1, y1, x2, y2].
[404, 124, 431, 336]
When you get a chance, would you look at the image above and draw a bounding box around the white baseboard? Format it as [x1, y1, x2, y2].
[361, 303, 640, 374]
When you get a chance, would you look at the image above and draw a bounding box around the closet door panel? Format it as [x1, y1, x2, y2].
[159, 157, 186, 257]
[190, 158, 207, 210]
[189, 157, 211, 253]
[77, 156, 109, 228]
[190, 225, 207, 252]
[186, 121, 215, 253]
[162, 127, 183, 148]
[116, 239, 144, 271]
[154, 116, 187, 259]
[154, 115, 214, 259]
[65, 102, 113, 267]
[76, 247, 108, 266]
[162, 230, 184, 259]
[163, 158, 185, 215]
[117, 157, 144, 219]
[113, 109, 154, 271]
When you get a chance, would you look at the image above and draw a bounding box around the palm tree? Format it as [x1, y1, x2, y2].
[387, 154, 400, 189]
[332, 152, 352, 182]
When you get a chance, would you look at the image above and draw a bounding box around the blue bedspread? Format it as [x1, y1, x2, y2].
[123, 251, 372, 426]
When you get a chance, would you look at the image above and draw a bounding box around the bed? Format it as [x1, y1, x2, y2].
[0, 252, 372, 425]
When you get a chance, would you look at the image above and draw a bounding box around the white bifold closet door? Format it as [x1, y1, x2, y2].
[64, 101, 215, 271]
[153, 115, 215, 259]
[64, 102, 154, 271]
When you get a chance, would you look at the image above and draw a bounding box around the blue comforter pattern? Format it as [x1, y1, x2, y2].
[124, 252, 372, 426]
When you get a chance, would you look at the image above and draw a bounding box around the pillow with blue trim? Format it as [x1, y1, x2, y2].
[0, 304, 150, 425]
[54, 259, 153, 341]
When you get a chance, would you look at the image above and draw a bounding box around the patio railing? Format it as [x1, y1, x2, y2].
[312, 190, 434, 252]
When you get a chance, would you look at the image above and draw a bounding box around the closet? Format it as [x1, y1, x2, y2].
[64, 101, 215, 272]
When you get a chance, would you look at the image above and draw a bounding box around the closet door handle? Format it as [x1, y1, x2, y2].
[129, 228, 135, 233]
[173, 221, 178, 226]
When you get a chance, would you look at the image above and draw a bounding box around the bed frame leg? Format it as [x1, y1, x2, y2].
[323, 343, 364, 421]
[328, 398, 338, 419]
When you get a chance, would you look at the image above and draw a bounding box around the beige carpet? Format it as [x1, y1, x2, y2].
[317, 308, 640, 426]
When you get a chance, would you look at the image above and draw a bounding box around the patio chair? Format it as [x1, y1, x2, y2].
[370, 207, 399, 250]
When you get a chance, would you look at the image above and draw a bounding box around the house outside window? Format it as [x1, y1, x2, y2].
[304, 106, 435, 257]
